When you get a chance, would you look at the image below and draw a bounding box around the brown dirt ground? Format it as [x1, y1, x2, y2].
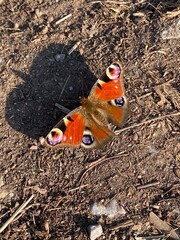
[0, 0, 180, 239]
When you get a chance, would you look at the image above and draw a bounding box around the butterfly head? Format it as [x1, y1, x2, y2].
[46, 128, 65, 146]
[106, 63, 121, 80]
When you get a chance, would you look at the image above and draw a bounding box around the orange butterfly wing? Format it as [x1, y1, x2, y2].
[81, 115, 114, 149]
[89, 62, 130, 127]
[45, 109, 85, 148]
[45, 108, 113, 149]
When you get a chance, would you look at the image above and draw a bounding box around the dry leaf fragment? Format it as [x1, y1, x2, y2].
[0, 187, 9, 199]
[168, 228, 180, 240]
[149, 212, 180, 239]
[32, 186, 47, 195]
[150, 211, 172, 233]
[173, 167, 180, 179]
[155, 86, 167, 106]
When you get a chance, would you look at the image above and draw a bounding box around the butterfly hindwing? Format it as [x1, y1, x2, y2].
[81, 115, 114, 149]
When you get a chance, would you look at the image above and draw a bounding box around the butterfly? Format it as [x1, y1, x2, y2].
[45, 62, 130, 149]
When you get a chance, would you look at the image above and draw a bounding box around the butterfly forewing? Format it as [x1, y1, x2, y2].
[45, 109, 85, 148]
[89, 62, 130, 127]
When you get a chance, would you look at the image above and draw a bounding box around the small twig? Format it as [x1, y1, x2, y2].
[147, 49, 167, 56]
[0, 210, 11, 220]
[155, 78, 176, 88]
[0, 195, 34, 233]
[165, 9, 180, 19]
[47, 207, 63, 211]
[55, 103, 71, 114]
[106, 1, 131, 5]
[68, 41, 80, 55]
[90, 1, 102, 4]
[79, 151, 127, 185]
[130, 77, 176, 103]
[115, 112, 180, 135]
[136, 181, 160, 190]
[67, 184, 89, 192]
[130, 92, 153, 103]
[54, 13, 72, 26]
[109, 219, 134, 230]
[135, 234, 165, 239]
[147, 2, 162, 16]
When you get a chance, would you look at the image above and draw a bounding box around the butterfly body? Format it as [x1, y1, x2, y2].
[45, 62, 130, 149]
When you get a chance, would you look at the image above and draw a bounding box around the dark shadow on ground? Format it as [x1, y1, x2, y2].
[5, 43, 96, 139]
[73, 214, 95, 237]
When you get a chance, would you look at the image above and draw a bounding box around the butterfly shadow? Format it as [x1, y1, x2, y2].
[5, 43, 97, 139]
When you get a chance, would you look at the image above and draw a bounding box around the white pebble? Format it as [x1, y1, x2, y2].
[88, 224, 103, 240]
[161, 19, 180, 39]
[90, 200, 126, 218]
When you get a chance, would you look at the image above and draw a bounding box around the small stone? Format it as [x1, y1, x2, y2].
[133, 133, 138, 141]
[161, 19, 180, 39]
[0, 176, 4, 187]
[55, 53, 65, 62]
[148, 146, 157, 153]
[39, 137, 45, 145]
[14, 22, 19, 29]
[106, 200, 126, 218]
[35, 9, 42, 18]
[30, 145, 38, 150]
[90, 200, 125, 218]
[91, 202, 106, 216]
[44, 221, 50, 234]
[132, 224, 142, 232]
[42, 26, 48, 35]
[48, 16, 54, 23]
[88, 224, 103, 240]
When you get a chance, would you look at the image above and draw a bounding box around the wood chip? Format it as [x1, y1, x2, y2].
[30, 145, 38, 150]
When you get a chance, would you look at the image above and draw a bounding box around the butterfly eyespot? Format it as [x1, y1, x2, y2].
[110, 97, 125, 107]
[82, 134, 94, 145]
[106, 63, 121, 80]
[46, 128, 64, 146]
[115, 97, 125, 107]
[81, 129, 95, 148]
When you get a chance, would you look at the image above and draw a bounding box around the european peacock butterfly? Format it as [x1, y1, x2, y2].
[45, 62, 130, 149]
